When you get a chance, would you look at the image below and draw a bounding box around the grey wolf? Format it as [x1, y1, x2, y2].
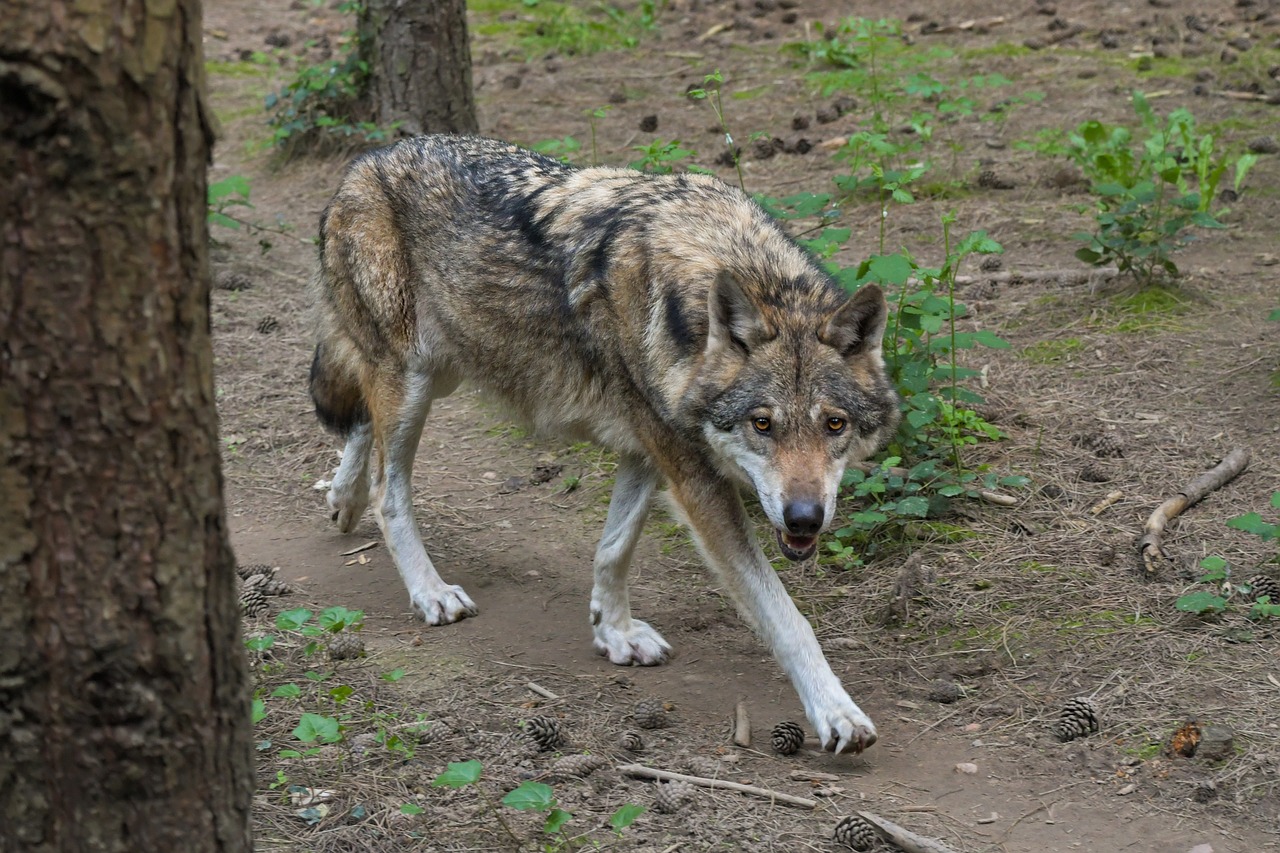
[309, 135, 901, 753]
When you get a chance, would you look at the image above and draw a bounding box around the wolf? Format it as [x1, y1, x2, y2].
[309, 135, 901, 753]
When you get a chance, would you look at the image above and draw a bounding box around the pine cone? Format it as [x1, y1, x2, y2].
[684, 755, 721, 777]
[257, 316, 280, 334]
[242, 567, 293, 596]
[979, 255, 1003, 272]
[548, 753, 608, 779]
[654, 780, 696, 814]
[467, 731, 513, 757]
[1090, 432, 1124, 458]
[326, 632, 365, 660]
[1247, 575, 1280, 604]
[215, 271, 252, 291]
[976, 169, 1014, 189]
[770, 721, 805, 755]
[618, 730, 644, 753]
[239, 584, 270, 618]
[833, 815, 878, 850]
[633, 698, 670, 730]
[1079, 460, 1112, 483]
[522, 715, 563, 751]
[1054, 696, 1100, 742]
[926, 679, 965, 704]
[237, 563, 273, 580]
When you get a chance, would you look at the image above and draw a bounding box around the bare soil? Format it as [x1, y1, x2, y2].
[202, 0, 1280, 849]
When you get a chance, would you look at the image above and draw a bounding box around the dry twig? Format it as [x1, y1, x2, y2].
[733, 700, 751, 747]
[617, 764, 817, 809]
[1137, 448, 1251, 574]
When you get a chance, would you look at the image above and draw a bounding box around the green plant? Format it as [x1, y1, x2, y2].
[687, 69, 747, 191]
[1044, 92, 1256, 285]
[471, 0, 664, 58]
[432, 759, 644, 851]
[628, 138, 699, 173]
[1177, 493, 1280, 619]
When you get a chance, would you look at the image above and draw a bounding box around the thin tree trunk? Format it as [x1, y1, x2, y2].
[0, 1, 254, 851]
[356, 0, 479, 136]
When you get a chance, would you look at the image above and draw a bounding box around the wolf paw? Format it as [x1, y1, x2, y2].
[327, 488, 368, 534]
[411, 584, 478, 625]
[592, 619, 672, 666]
[806, 697, 878, 755]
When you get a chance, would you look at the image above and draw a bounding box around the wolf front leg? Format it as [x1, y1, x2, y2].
[669, 475, 877, 754]
[327, 422, 372, 532]
[589, 454, 671, 665]
[368, 369, 477, 625]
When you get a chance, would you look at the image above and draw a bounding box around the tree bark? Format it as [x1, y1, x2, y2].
[0, 1, 253, 851]
[356, 0, 479, 136]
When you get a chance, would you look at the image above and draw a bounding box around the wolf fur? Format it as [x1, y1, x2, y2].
[310, 135, 901, 753]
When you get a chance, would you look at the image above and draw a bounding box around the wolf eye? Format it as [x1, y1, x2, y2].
[752, 417, 772, 434]
[827, 417, 847, 434]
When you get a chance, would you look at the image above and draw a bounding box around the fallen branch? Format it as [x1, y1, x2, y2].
[1137, 449, 1251, 574]
[617, 764, 817, 809]
[338, 541, 378, 556]
[733, 701, 751, 747]
[857, 810, 962, 853]
[952, 267, 1119, 286]
[849, 461, 1017, 506]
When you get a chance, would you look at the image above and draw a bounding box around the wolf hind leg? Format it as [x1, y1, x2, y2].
[590, 454, 670, 666]
[369, 367, 476, 625]
[328, 423, 372, 532]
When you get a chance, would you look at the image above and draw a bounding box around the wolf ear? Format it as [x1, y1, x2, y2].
[707, 270, 772, 353]
[820, 284, 888, 359]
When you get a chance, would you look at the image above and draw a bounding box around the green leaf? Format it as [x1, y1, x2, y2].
[400, 803, 425, 815]
[244, 634, 276, 652]
[276, 608, 313, 631]
[319, 606, 365, 632]
[502, 781, 555, 812]
[1228, 512, 1278, 541]
[866, 253, 914, 285]
[543, 807, 573, 834]
[381, 668, 407, 682]
[433, 760, 483, 788]
[971, 329, 1011, 349]
[252, 697, 267, 724]
[271, 683, 301, 699]
[894, 496, 931, 518]
[610, 803, 646, 831]
[293, 713, 342, 744]
[1175, 591, 1227, 614]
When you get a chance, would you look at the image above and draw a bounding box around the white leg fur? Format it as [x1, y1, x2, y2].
[327, 423, 372, 533]
[371, 372, 476, 625]
[589, 455, 670, 665]
[669, 483, 877, 754]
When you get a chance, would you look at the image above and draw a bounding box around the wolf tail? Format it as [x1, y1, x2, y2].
[309, 337, 370, 437]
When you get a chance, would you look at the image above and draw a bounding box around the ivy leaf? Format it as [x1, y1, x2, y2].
[293, 713, 341, 744]
[502, 781, 555, 812]
[433, 760, 483, 788]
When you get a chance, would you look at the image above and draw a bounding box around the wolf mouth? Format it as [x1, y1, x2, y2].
[776, 530, 818, 562]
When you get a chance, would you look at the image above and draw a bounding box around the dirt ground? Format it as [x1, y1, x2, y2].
[201, 0, 1280, 849]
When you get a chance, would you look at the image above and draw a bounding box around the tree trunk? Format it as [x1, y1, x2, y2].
[0, 2, 253, 851]
[356, 0, 479, 136]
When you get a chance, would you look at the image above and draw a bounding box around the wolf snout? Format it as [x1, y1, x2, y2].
[783, 501, 824, 537]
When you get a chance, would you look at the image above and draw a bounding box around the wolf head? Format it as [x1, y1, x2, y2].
[697, 271, 901, 561]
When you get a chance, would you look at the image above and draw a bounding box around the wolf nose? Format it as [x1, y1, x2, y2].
[783, 501, 824, 536]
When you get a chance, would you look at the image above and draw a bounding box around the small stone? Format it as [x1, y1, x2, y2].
[1196, 725, 1234, 762]
[954, 762, 978, 774]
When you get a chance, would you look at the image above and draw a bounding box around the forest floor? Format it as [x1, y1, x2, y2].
[201, 0, 1280, 849]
